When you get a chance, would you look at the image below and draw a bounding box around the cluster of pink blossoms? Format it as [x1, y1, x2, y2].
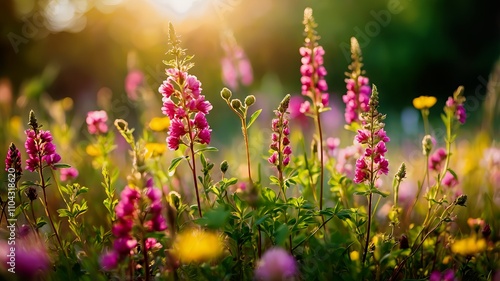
[159, 69, 213, 150]
[25, 129, 61, 172]
[86, 110, 108, 135]
[268, 95, 292, 169]
[353, 88, 390, 184]
[429, 148, 447, 171]
[101, 178, 166, 270]
[5, 143, 22, 177]
[343, 76, 371, 124]
[354, 128, 390, 183]
[299, 45, 329, 112]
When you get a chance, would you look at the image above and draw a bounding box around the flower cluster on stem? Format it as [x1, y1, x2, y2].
[5, 142, 22, 182]
[353, 87, 390, 184]
[159, 23, 213, 217]
[300, 7, 329, 211]
[268, 94, 292, 172]
[25, 111, 61, 172]
[343, 37, 371, 125]
[352, 86, 390, 264]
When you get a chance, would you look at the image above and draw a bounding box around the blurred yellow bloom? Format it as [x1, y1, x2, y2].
[412, 96, 437, 110]
[149, 117, 170, 132]
[145, 143, 166, 159]
[86, 144, 101, 156]
[350, 251, 359, 261]
[172, 229, 223, 263]
[9, 116, 22, 132]
[442, 255, 451, 264]
[451, 236, 486, 256]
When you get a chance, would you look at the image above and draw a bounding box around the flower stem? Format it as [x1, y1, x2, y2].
[142, 235, 150, 281]
[362, 192, 373, 264]
[189, 142, 202, 218]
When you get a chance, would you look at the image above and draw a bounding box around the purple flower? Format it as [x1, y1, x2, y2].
[300, 45, 329, 108]
[430, 269, 455, 281]
[24, 129, 61, 172]
[5, 143, 22, 182]
[255, 247, 297, 281]
[100, 250, 119, 270]
[445, 87, 467, 124]
[0, 234, 50, 278]
[86, 110, 108, 135]
[60, 167, 78, 182]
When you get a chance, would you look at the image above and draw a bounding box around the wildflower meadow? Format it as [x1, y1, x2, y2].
[1, 4, 500, 281]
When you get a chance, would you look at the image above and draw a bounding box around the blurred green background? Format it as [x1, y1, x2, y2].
[1, 0, 499, 140]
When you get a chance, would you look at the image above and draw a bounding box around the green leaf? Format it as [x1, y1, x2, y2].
[247, 109, 262, 129]
[36, 217, 47, 229]
[194, 147, 218, 154]
[168, 156, 186, 175]
[57, 209, 72, 218]
[52, 163, 72, 169]
[194, 207, 230, 229]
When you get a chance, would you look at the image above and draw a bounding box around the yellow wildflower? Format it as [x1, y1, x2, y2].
[412, 96, 437, 110]
[172, 229, 223, 263]
[149, 117, 170, 132]
[350, 251, 359, 261]
[86, 144, 101, 156]
[442, 255, 451, 264]
[145, 143, 166, 159]
[451, 236, 486, 256]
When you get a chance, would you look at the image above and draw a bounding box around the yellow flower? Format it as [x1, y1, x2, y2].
[442, 255, 451, 264]
[149, 117, 170, 132]
[172, 229, 223, 263]
[86, 144, 101, 156]
[350, 251, 359, 261]
[145, 143, 166, 159]
[412, 96, 437, 110]
[451, 236, 486, 256]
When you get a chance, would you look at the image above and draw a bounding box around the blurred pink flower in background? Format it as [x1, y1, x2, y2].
[0, 234, 50, 278]
[221, 35, 253, 90]
[86, 110, 108, 135]
[60, 167, 79, 181]
[255, 247, 297, 281]
[125, 69, 144, 101]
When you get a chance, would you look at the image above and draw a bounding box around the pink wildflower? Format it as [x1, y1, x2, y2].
[86, 110, 108, 135]
[255, 247, 297, 281]
[60, 167, 78, 182]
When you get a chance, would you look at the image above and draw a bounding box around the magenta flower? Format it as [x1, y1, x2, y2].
[25, 128, 61, 172]
[60, 167, 78, 182]
[353, 86, 390, 184]
[268, 95, 292, 171]
[300, 45, 329, 110]
[429, 148, 447, 171]
[5, 142, 22, 182]
[443, 171, 458, 188]
[445, 87, 467, 124]
[99, 251, 119, 270]
[343, 37, 371, 125]
[0, 234, 50, 278]
[255, 247, 297, 281]
[336, 141, 364, 179]
[430, 269, 455, 281]
[86, 110, 108, 135]
[160, 70, 213, 151]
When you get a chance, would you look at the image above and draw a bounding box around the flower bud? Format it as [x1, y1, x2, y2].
[25, 186, 38, 201]
[221, 87, 232, 100]
[455, 194, 467, 206]
[244, 95, 256, 106]
[399, 234, 409, 249]
[395, 163, 406, 182]
[482, 224, 491, 239]
[422, 135, 433, 156]
[231, 99, 242, 110]
[220, 160, 229, 174]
